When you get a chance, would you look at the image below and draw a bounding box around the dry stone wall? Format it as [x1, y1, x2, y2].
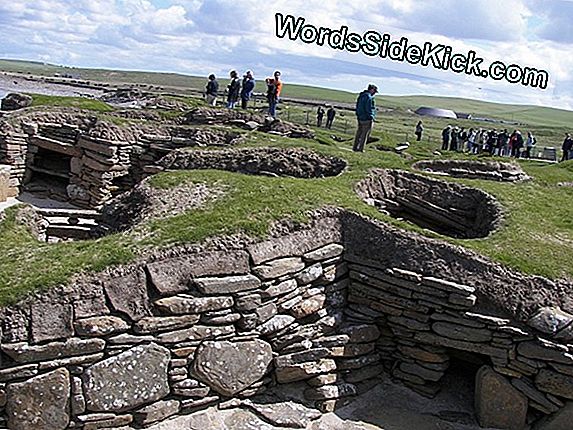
[0, 212, 573, 429]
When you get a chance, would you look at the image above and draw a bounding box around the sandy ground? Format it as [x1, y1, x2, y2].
[0, 191, 80, 213]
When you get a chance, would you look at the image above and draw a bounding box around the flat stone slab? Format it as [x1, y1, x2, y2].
[253, 257, 306, 280]
[83, 343, 170, 412]
[242, 398, 322, 428]
[194, 275, 261, 294]
[193, 339, 273, 396]
[155, 295, 233, 314]
[6, 368, 70, 430]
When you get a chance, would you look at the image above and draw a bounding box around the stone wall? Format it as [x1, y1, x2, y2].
[0, 212, 572, 429]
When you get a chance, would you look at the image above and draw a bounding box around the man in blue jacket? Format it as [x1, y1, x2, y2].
[353, 84, 378, 152]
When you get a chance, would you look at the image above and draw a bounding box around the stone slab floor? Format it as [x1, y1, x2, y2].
[119, 370, 499, 430]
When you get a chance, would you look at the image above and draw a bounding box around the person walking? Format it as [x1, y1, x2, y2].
[441, 125, 451, 150]
[240, 70, 255, 109]
[226, 70, 241, 109]
[205, 74, 219, 107]
[415, 120, 424, 141]
[562, 133, 573, 161]
[316, 106, 325, 127]
[353, 84, 378, 152]
[325, 106, 336, 129]
[265, 70, 283, 118]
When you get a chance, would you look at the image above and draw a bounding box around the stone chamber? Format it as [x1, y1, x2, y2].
[0, 210, 572, 429]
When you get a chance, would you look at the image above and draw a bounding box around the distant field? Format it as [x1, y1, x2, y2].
[1, 58, 571, 129]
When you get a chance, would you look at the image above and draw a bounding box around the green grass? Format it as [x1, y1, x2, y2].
[30, 94, 113, 112]
[0, 59, 573, 305]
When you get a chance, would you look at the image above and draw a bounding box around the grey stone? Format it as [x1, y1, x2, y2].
[421, 277, 475, 295]
[518, 341, 573, 365]
[104, 269, 152, 321]
[253, 257, 306, 280]
[290, 295, 326, 319]
[193, 339, 273, 396]
[536, 369, 573, 400]
[303, 243, 344, 262]
[431, 321, 492, 342]
[82, 414, 133, 429]
[38, 353, 104, 371]
[345, 364, 384, 383]
[329, 342, 375, 357]
[234, 293, 262, 312]
[400, 362, 444, 382]
[31, 298, 73, 343]
[275, 358, 337, 383]
[295, 263, 323, 285]
[258, 315, 296, 336]
[194, 275, 261, 294]
[242, 398, 322, 428]
[304, 383, 357, 400]
[338, 323, 380, 343]
[147, 251, 250, 295]
[156, 324, 235, 344]
[336, 353, 381, 370]
[247, 219, 342, 264]
[155, 295, 233, 314]
[511, 378, 559, 414]
[108, 333, 155, 345]
[82, 343, 170, 412]
[528, 307, 573, 336]
[0, 364, 38, 382]
[261, 279, 298, 298]
[201, 312, 241, 325]
[475, 366, 527, 430]
[134, 315, 201, 334]
[2, 338, 105, 363]
[414, 332, 508, 359]
[6, 368, 70, 430]
[74, 316, 129, 337]
[307, 373, 344, 387]
[274, 348, 331, 367]
[173, 386, 211, 397]
[532, 401, 573, 430]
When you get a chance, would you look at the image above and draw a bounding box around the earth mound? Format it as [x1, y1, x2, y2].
[157, 147, 347, 178]
[356, 169, 503, 239]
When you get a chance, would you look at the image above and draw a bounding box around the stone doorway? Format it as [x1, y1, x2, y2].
[24, 146, 72, 202]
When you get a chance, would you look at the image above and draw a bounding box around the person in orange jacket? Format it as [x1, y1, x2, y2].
[265, 70, 282, 118]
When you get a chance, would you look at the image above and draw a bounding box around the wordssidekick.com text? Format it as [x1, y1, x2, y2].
[275, 13, 549, 90]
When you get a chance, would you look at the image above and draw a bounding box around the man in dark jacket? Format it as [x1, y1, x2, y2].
[316, 106, 325, 127]
[562, 133, 573, 161]
[441, 125, 451, 150]
[240, 70, 255, 109]
[353, 84, 377, 152]
[226, 70, 241, 109]
[326, 106, 336, 129]
[205, 74, 218, 106]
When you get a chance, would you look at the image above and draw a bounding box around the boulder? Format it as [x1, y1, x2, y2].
[1, 93, 32, 111]
[475, 366, 527, 430]
[6, 368, 70, 430]
[82, 343, 170, 412]
[193, 339, 273, 396]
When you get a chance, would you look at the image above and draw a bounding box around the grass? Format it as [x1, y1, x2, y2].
[0, 60, 572, 305]
[30, 94, 113, 112]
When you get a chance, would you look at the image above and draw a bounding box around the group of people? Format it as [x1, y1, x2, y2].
[205, 70, 283, 118]
[316, 106, 337, 129]
[441, 126, 537, 158]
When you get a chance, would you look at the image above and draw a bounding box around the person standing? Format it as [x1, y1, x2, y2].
[449, 127, 459, 151]
[353, 84, 378, 152]
[415, 120, 424, 141]
[525, 132, 536, 159]
[316, 106, 325, 127]
[205, 74, 219, 107]
[562, 133, 573, 161]
[265, 70, 283, 118]
[226, 70, 241, 109]
[326, 106, 336, 129]
[240, 70, 255, 109]
[441, 125, 451, 150]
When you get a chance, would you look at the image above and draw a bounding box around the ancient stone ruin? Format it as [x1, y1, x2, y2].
[413, 159, 531, 182]
[0, 210, 572, 429]
[356, 169, 503, 239]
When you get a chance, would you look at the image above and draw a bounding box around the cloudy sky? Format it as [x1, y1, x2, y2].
[1, 0, 572, 109]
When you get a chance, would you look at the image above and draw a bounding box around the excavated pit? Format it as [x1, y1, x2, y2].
[413, 159, 530, 182]
[356, 169, 503, 239]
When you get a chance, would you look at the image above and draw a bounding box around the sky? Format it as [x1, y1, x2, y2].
[1, 0, 573, 109]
